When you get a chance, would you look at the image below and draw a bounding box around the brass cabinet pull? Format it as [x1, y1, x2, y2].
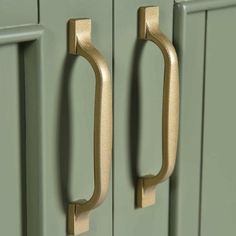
[136, 7, 179, 208]
[67, 19, 112, 235]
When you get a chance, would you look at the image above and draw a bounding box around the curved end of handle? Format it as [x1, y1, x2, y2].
[137, 177, 156, 208]
[68, 18, 92, 55]
[138, 6, 159, 39]
[68, 202, 90, 235]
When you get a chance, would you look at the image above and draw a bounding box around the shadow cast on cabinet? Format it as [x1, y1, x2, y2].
[57, 54, 76, 214]
[18, 44, 27, 236]
[128, 39, 145, 208]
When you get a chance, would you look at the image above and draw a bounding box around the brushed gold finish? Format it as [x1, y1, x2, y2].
[67, 19, 112, 235]
[137, 7, 179, 208]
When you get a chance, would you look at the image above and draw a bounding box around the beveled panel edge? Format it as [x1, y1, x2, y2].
[0, 24, 43, 45]
[175, 0, 236, 14]
[0, 25, 45, 236]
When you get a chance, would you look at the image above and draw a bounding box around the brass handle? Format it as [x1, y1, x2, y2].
[136, 7, 179, 208]
[67, 19, 112, 235]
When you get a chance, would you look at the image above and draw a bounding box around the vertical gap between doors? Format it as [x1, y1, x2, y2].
[112, 0, 115, 235]
[18, 44, 27, 236]
[168, 2, 177, 235]
[198, 10, 208, 236]
[37, 0, 40, 23]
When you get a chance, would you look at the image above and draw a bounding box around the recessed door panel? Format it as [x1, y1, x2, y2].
[201, 5, 236, 236]
[173, 1, 236, 236]
[0, 44, 26, 236]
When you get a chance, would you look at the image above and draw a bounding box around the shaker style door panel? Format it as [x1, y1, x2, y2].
[0, 26, 44, 236]
[200, 5, 236, 236]
[0, 43, 26, 236]
[0, 0, 38, 28]
[37, 0, 113, 235]
[114, 1, 175, 235]
[172, 1, 236, 236]
[171, 5, 206, 236]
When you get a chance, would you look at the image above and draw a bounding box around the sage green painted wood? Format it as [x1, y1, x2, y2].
[38, 0, 112, 235]
[0, 26, 44, 236]
[171, 6, 206, 236]
[172, 1, 236, 236]
[114, 1, 174, 235]
[0, 44, 25, 236]
[24, 37, 44, 236]
[0, 25, 43, 44]
[200, 5, 236, 236]
[175, 0, 236, 10]
[0, 0, 38, 28]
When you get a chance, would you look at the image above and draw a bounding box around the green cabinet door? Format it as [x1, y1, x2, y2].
[0, 0, 112, 236]
[114, 1, 175, 235]
[38, 0, 113, 236]
[0, 0, 175, 235]
[0, 24, 43, 236]
[200, 4, 236, 236]
[0, 43, 27, 236]
[172, 1, 236, 236]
